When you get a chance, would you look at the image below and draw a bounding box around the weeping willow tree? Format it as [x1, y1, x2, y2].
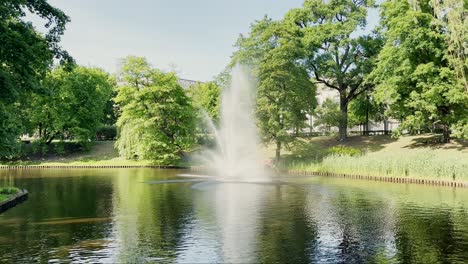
[372, 0, 468, 142]
[114, 56, 196, 164]
[409, 0, 468, 91]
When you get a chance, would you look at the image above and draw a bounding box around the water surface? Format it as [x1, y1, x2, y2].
[1, 169, 468, 263]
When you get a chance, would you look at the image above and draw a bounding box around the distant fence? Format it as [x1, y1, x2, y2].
[294, 130, 391, 137]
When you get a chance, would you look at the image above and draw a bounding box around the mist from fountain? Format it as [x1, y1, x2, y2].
[200, 65, 268, 181]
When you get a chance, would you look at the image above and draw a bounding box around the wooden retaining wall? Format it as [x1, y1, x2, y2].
[286, 170, 468, 188]
[0, 189, 29, 213]
[0, 165, 187, 170]
[0, 165, 466, 188]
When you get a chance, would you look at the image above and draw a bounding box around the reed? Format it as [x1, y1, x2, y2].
[288, 149, 468, 181]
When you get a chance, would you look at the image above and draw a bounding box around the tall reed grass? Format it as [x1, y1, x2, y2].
[289, 149, 468, 181]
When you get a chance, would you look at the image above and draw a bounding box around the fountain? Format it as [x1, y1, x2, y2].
[198, 65, 268, 181]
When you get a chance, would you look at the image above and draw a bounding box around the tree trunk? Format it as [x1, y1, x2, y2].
[384, 119, 389, 135]
[338, 92, 348, 141]
[442, 123, 450, 143]
[365, 103, 369, 136]
[46, 134, 56, 145]
[275, 141, 281, 164]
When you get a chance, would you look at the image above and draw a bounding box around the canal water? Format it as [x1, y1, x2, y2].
[0, 168, 467, 263]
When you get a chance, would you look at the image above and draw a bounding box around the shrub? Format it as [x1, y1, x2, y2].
[0, 187, 19, 195]
[54, 141, 67, 155]
[328, 146, 362, 156]
[195, 134, 216, 147]
[96, 125, 117, 141]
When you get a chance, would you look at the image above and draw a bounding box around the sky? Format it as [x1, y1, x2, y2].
[29, 0, 379, 82]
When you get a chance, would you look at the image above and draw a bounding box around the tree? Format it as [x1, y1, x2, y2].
[188, 82, 221, 122]
[233, 18, 317, 162]
[115, 56, 196, 164]
[371, 0, 468, 142]
[313, 98, 341, 131]
[26, 66, 113, 145]
[427, 0, 467, 92]
[348, 91, 386, 133]
[0, 0, 70, 158]
[284, 0, 382, 141]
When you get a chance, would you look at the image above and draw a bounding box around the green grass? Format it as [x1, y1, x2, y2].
[0, 187, 20, 202]
[274, 134, 468, 181]
[2, 135, 467, 181]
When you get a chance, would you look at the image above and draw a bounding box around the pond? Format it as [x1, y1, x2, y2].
[1, 168, 468, 263]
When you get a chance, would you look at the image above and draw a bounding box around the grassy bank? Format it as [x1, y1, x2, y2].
[276, 134, 468, 181]
[0, 141, 154, 167]
[0, 187, 20, 202]
[2, 135, 468, 183]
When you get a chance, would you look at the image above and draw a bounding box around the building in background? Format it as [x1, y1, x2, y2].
[305, 86, 400, 135]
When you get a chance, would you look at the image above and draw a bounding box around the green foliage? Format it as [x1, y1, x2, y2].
[0, 103, 22, 159]
[0, 187, 20, 202]
[233, 17, 317, 161]
[328, 146, 362, 156]
[284, 0, 383, 140]
[0, 0, 70, 159]
[54, 141, 66, 155]
[0, 187, 19, 195]
[291, 149, 468, 180]
[314, 99, 342, 130]
[115, 56, 196, 164]
[26, 66, 113, 145]
[96, 125, 117, 141]
[0, 0, 71, 103]
[428, 0, 468, 91]
[188, 82, 221, 122]
[371, 0, 468, 142]
[103, 89, 119, 126]
[348, 92, 386, 128]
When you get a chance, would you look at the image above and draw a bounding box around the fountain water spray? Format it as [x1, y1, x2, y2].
[201, 65, 268, 181]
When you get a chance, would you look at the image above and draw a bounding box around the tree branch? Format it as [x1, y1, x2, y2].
[311, 64, 340, 90]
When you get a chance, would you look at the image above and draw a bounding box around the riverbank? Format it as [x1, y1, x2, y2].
[0, 141, 154, 167]
[2, 135, 467, 184]
[277, 134, 468, 182]
[0, 187, 20, 202]
[0, 187, 28, 213]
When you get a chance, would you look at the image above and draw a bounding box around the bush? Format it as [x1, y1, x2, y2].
[54, 141, 67, 155]
[23, 140, 87, 157]
[328, 146, 362, 156]
[195, 134, 216, 147]
[0, 187, 19, 195]
[96, 125, 117, 141]
[31, 140, 48, 155]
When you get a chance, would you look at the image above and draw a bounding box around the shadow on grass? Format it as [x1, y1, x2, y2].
[404, 134, 468, 151]
[279, 135, 398, 168]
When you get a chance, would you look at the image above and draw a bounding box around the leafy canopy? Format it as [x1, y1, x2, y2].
[233, 17, 317, 161]
[284, 0, 382, 140]
[115, 56, 196, 164]
[26, 66, 114, 145]
[371, 0, 468, 141]
[0, 0, 70, 158]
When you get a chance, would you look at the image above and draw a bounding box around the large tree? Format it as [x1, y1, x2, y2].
[115, 56, 196, 164]
[284, 0, 382, 141]
[371, 0, 468, 142]
[233, 17, 317, 162]
[188, 82, 221, 122]
[0, 0, 70, 158]
[26, 66, 113, 145]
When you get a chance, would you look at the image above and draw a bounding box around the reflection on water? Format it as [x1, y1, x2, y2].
[1, 169, 468, 263]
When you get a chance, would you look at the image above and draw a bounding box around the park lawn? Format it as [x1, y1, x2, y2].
[2, 135, 467, 181]
[272, 134, 468, 181]
[0, 187, 20, 202]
